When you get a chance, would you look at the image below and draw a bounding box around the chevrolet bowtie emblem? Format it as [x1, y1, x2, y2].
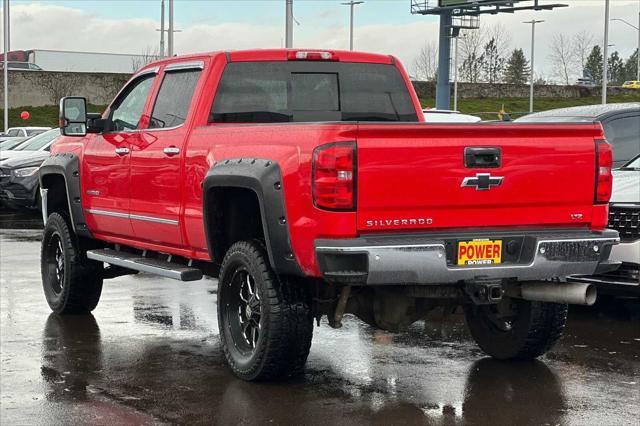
[461, 173, 503, 191]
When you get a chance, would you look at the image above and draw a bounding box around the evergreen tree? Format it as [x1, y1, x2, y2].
[584, 45, 603, 83]
[608, 51, 625, 85]
[503, 48, 531, 84]
[623, 49, 639, 81]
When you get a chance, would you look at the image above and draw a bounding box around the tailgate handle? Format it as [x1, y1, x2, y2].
[464, 147, 501, 168]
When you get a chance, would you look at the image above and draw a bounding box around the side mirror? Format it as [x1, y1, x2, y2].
[59, 97, 87, 137]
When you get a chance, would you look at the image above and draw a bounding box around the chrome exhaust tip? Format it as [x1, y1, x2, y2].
[519, 282, 597, 306]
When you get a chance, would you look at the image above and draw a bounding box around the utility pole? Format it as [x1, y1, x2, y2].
[453, 34, 459, 111]
[168, 0, 174, 57]
[524, 19, 544, 113]
[603, 0, 610, 104]
[285, 0, 293, 48]
[160, 0, 165, 57]
[435, 10, 452, 110]
[3, 0, 9, 132]
[341, 1, 364, 51]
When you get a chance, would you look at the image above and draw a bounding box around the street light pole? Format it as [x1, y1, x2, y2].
[3, 0, 9, 132]
[341, 1, 364, 51]
[160, 0, 165, 57]
[285, 0, 293, 48]
[603, 0, 610, 104]
[524, 19, 544, 113]
[168, 0, 174, 56]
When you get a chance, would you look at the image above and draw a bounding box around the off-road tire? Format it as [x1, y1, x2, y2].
[41, 212, 103, 314]
[465, 298, 568, 360]
[218, 240, 313, 381]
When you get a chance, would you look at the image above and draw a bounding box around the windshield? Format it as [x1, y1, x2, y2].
[15, 129, 60, 151]
[0, 138, 28, 150]
[26, 129, 46, 136]
[620, 155, 640, 170]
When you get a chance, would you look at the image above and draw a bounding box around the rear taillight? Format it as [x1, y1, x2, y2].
[312, 142, 356, 211]
[595, 139, 613, 204]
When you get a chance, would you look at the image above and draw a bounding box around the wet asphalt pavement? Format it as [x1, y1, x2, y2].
[1, 211, 639, 425]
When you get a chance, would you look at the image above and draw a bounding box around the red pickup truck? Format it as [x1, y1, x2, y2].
[40, 49, 619, 381]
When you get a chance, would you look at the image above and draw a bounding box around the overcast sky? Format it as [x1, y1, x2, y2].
[2, 0, 639, 81]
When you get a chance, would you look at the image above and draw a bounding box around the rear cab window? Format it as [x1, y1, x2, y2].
[210, 62, 419, 123]
[150, 68, 202, 129]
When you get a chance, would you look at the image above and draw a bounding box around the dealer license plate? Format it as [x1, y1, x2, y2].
[457, 239, 502, 266]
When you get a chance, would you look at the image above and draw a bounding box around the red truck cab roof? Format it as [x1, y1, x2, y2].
[139, 48, 395, 74]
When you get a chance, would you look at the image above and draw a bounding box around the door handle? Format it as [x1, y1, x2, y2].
[464, 147, 501, 168]
[114, 147, 130, 156]
[164, 146, 180, 157]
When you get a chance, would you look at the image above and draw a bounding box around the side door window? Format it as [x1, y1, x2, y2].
[149, 69, 202, 129]
[110, 75, 155, 132]
[603, 115, 640, 167]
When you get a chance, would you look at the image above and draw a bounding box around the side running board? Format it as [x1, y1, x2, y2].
[86, 249, 203, 282]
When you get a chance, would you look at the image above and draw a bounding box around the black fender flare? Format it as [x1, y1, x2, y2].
[202, 158, 303, 277]
[39, 153, 92, 238]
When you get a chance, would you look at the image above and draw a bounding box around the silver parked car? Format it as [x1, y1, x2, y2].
[516, 103, 640, 168]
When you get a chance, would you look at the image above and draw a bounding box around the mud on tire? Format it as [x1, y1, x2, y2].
[464, 298, 568, 360]
[218, 240, 313, 381]
[41, 213, 103, 314]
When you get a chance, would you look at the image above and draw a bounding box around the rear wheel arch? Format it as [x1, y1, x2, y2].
[203, 158, 302, 277]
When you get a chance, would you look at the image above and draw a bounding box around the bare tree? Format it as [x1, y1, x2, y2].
[131, 46, 161, 73]
[412, 41, 438, 81]
[485, 23, 510, 59]
[549, 34, 576, 85]
[25, 72, 82, 105]
[459, 27, 485, 83]
[573, 30, 596, 72]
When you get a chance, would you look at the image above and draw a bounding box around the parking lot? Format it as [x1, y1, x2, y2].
[1, 212, 638, 425]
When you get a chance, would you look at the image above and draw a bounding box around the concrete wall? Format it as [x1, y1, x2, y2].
[1, 70, 639, 109]
[411, 81, 640, 100]
[0, 70, 131, 108]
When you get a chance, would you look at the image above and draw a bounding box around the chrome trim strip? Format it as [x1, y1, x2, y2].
[165, 60, 204, 71]
[86, 208, 178, 226]
[130, 213, 179, 225]
[86, 208, 129, 219]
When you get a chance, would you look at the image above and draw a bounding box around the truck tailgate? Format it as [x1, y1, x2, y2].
[356, 123, 603, 232]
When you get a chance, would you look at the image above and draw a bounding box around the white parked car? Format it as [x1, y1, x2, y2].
[0, 126, 51, 142]
[422, 109, 482, 123]
[0, 128, 60, 162]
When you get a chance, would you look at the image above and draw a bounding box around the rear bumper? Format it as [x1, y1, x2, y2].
[315, 230, 619, 285]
